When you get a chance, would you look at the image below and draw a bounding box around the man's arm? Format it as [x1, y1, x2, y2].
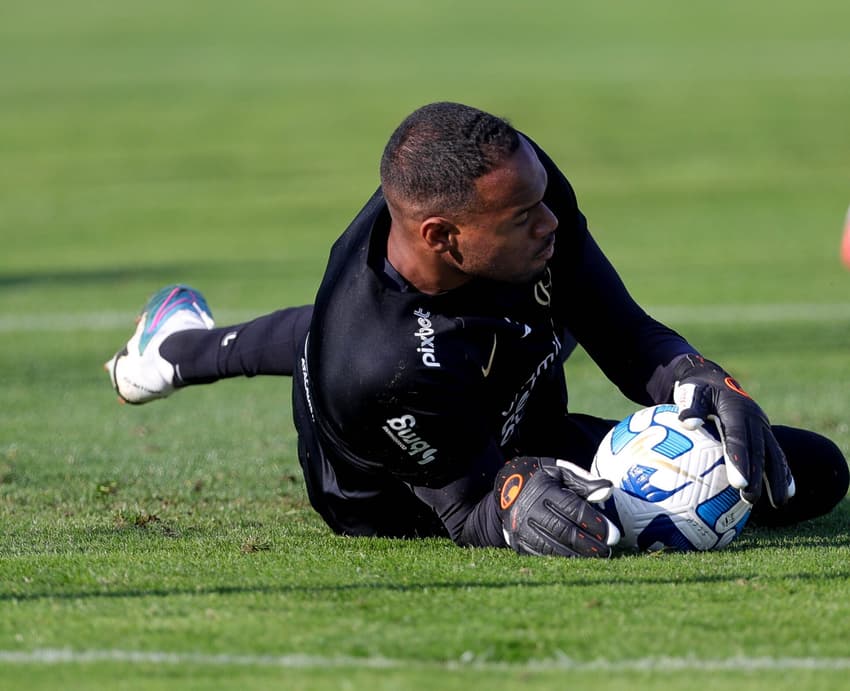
[524, 138, 696, 405]
[526, 139, 793, 509]
[410, 441, 506, 546]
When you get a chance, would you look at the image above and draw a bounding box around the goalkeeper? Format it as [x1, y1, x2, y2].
[105, 102, 848, 557]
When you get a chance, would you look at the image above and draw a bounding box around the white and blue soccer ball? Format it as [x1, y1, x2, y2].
[591, 404, 752, 552]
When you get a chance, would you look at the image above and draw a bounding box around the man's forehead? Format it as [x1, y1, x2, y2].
[473, 138, 546, 210]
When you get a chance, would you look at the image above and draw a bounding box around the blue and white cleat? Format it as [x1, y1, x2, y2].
[104, 284, 214, 404]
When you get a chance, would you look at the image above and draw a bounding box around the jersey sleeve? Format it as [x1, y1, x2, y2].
[560, 226, 696, 404]
[412, 442, 508, 547]
[527, 138, 698, 404]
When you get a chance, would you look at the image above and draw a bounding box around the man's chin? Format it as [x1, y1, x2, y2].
[496, 265, 549, 286]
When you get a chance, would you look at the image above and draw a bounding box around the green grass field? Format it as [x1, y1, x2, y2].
[2, 1, 850, 689]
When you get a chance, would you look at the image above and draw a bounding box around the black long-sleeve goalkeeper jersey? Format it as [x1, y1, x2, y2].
[292, 139, 696, 547]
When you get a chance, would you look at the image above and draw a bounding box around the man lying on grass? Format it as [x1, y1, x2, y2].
[105, 102, 848, 557]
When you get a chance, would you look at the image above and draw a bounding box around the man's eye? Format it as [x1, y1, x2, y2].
[516, 212, 530, 225]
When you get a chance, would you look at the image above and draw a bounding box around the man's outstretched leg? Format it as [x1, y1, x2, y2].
[105, 284, 312, 403]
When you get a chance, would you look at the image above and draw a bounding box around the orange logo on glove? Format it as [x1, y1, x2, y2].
[724, 376, 751, 399]
[500, 473, 524, 509]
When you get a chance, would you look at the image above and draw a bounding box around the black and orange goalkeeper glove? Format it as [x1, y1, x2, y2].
[495, 456, 620, 558]
[672, 354, 795, 507]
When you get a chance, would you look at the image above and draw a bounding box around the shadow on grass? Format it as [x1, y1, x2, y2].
[735, 501, 850, 550]
[2, 565, 850, 604]
[0, 261, 307, 289]
[734, 528, 850, 550]
[3, 517, 849, 604]
[0, 265, 195, 288]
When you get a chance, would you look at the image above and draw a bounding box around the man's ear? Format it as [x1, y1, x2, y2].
[420, 217, 458, 253]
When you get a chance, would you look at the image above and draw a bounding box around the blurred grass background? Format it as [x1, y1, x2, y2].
[3, 1, 849, 308]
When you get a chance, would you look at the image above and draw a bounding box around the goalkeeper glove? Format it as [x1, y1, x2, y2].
[495, 456, 620, 558]
[672, 354, 795, 507]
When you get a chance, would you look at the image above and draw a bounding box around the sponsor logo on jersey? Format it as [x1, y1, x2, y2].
[300, 334, 316, 421]
[481, 334, 498, 378]
[300, 356, 316, 422]
[503, 318, 533, 338]
[533, 266, 553, 306]
[413, 308, 441, 368]
[382, 414, 438, 465]
[499, 331, 563, 446]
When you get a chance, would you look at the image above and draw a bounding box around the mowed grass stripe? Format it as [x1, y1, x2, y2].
[3, 649, 850, 672]
[1, 303, 848, 333]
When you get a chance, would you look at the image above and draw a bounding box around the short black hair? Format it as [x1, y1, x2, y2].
[379, 102, 520, 215]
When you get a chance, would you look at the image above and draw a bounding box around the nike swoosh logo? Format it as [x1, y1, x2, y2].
[481, 335, 497, 378]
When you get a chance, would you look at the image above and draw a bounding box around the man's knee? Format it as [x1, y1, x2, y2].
[750, 426, 848, 527]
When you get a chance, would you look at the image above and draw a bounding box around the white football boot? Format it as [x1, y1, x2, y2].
[104, 284, 214, 404]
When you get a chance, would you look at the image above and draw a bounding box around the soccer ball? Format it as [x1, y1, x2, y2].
[591, 404, 752, 552]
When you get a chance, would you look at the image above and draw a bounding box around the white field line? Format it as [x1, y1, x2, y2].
[2, 648, 850, 672]
[0, 303, 849, 333]
[648, 303, 850, 325]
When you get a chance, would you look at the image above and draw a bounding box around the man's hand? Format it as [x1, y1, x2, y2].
[672, 354, 795, 507]
[495, 456, 620, 558]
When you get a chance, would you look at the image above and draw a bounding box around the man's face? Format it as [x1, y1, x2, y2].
[447, 137, 558, 284]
